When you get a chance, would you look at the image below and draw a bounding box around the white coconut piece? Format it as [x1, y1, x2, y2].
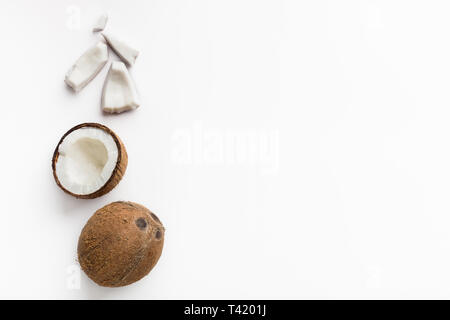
[92, 14, 108, 32]
[102, 33, 139, 66]
[102, 61, 140, 114]
[55, 126, 119, 195]
[65, 42, 109, 92]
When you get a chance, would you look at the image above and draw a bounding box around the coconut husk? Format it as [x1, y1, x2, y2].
[77, 201, 165, 287]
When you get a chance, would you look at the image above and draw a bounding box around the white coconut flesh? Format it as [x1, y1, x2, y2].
[55, 127, 119, 195]
[65, 42, 109, 92]
[93, 14, 108, 32]
[102, 33, 139, 66]
[102, 61, 140, 113]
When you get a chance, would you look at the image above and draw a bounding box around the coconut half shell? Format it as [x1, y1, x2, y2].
[78, 201, 165, 287]
[52, 123, 127, 199]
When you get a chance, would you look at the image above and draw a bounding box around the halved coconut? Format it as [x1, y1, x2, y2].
[52, 123, 127, 199]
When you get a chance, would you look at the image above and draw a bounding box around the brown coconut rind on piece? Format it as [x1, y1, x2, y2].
[77, 201, 165, 287]
[52, 123, 128, 199]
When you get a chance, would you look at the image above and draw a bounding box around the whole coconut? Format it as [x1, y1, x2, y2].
[78, 201, 164, 287]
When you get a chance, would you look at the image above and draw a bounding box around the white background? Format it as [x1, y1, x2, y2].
[1, 0, 450, 299]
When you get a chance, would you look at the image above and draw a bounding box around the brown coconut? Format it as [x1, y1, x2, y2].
[52, 123, 127, 199]
[77, 201, 165, 287]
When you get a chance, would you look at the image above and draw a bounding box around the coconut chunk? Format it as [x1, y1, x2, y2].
[65, 42, 109, 92]
[101, 61, 140, 114]
[92, 14, 108, 32]
[52, 123, 128, 198]
[102, 33, 139, 66]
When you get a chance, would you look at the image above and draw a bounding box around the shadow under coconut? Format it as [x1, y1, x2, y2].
[79, 272, 137, 299]
[79, 273, 114, 299]
[63, 82, 77, 97]
[47, 166, 84, 215]
[53, 185, 92, 216]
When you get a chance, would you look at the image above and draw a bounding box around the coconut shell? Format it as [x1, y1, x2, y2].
[77, 201, 165, 287]
[52, 123, 128, 199]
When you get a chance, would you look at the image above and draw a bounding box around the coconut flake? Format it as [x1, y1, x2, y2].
[55, 127, 119, 195]
[65, 42, 109, 92]
[102, 33, 139, 66]
[102, 61, 140, 114]
[93, 14, 108, 32]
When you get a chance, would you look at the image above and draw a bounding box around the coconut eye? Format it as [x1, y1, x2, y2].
[155, 228, 162, 240]
[135, 218, 147, 230]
